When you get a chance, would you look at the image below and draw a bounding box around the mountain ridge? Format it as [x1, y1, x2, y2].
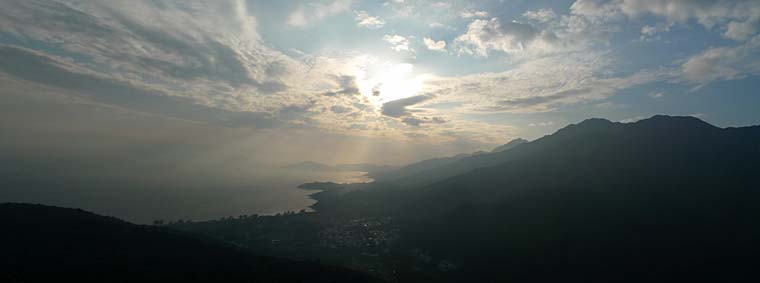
[307, 114, 760, 281]
[0, 203, 375, 282]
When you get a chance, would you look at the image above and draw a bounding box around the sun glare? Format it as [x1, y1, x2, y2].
[355, 62, 429, 107]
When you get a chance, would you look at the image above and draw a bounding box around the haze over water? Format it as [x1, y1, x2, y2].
[2, 167, 371, 224]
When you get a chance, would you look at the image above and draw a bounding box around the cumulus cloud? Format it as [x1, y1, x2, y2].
[455, 18, 558, 56]
[423, 37, 447, 51]
[383, 34, 414, 52]
[287, 0, 352, 27]
[355, 10, 385, 29]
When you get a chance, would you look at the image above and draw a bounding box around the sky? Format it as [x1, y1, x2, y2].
[1, 0, 759, 166]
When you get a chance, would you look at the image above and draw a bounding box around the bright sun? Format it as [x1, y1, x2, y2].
[354, 62, 429, 107]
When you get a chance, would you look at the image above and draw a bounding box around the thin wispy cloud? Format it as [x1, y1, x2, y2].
[287, 0, 352, 27]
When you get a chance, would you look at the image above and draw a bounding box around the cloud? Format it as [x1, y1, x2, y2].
[0, 44, 280, 128]
[558, 0, 760, 89]
[330, 105, 352, 114]
[460, 10, 489, 19]
[322, 75, 361, 96]
[5, 0, 754, 151]
[494, 92, 572, 111]
[0, 0, 400, 139]
[568, 0, 625, 23]
[428, 22, 452, 30]
[423, 37, 447, 51]
[287, 0, 352, 27]
[419, 51, 663, 113]
[529, 121, 555, 127]
[380, 94, 446, 127]
[355, 10, 385, 29]
[681, 35, 760, 85]
[725, 19, 759, 41]
[647, 90, 665, 98]
[455, 18, 558, 56]
[0, 0, 304, 110]
[639, 24, 671, 41]
[381, 94, 433, 118]
[401, 116, 445, 126]
[383, 34, 414, 52]
[523, 9, 557, 23]
[431, 2, 451, 9]
[570, 0, 760, 42]
[0, 0, 549, 153]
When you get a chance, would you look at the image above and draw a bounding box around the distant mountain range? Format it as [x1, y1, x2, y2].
[369, 138, 529, 186]
[490, 137, 528, 152]
[283, 161, 398, 173]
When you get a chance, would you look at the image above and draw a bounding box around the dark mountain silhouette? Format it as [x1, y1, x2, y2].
[0, 203, 375, 282]
[306, 115, 760, 281]
[490, 137, 528, 152]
